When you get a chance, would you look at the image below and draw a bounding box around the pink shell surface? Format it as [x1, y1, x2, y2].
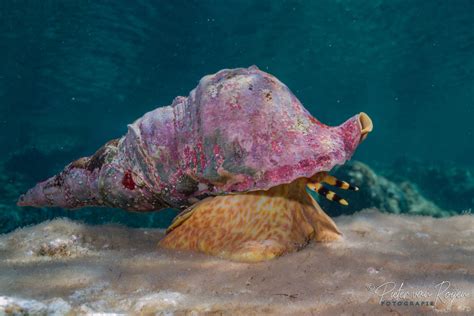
[18, 66, 364, 210]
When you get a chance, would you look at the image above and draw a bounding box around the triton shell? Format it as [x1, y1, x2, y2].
[18, 66, 370, 211]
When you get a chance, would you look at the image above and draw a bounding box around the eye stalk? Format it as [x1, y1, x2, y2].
[306, 172, 359, 206]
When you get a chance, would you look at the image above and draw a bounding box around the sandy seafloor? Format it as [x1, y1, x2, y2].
[0, 209, 472, 315]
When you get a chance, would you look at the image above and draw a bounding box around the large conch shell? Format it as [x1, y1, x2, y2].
[19, 66, 373, 262]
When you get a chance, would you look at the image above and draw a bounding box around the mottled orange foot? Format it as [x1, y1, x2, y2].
[227, 240, 287, 262]
[159, 178, 342, 262]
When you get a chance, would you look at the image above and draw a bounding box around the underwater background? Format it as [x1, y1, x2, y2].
[0, 0, 473, 233]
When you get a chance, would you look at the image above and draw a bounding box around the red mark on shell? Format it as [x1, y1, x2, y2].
[229, 103, 242, 110]
[264, 165, 293, 182]
[213, 144, 225, 165]
[183, 146, 195, 169]
[197, 142, 206, 170]
[122, 170, 136, 190]
[271, 140, 282, 153]
[191, 148, 198, 169]
[213, 144, 220, 156]
[298, 159, 311, 169]
[308, 115, 324, 127]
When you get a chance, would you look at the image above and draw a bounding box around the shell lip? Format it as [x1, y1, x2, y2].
[358, 112, 373, 142]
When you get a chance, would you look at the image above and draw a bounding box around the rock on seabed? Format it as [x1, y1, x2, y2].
[0, 210, 473, 315]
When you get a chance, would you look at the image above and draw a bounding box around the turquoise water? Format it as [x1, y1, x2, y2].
[0, 1, 473, 233]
